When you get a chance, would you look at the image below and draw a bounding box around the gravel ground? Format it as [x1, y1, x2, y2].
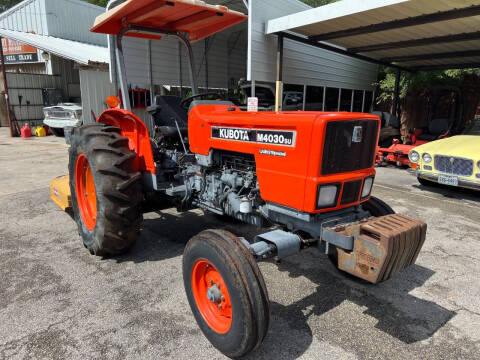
[0, 128, 479, 359]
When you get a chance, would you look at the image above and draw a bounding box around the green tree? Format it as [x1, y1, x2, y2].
[376, 66, 480, 103]
[0, 0, 23, 13]
[86, 0, 108, 7]
[301, 0, 340, 7]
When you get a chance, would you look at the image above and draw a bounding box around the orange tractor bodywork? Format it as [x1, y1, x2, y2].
[55, 1, 427, 357]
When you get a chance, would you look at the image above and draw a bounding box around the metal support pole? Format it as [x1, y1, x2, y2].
[392, 69, 401, 118]
[0, 37, 13, 137]
[116, 31, 131, 111]
[350, 90, 354, 112]
[361, 90, 366, 112]
[302, 84, 307, 111]
[322, 86, 326, 111]
[275, 34, 284, 112]
[337, 88, 341, 111]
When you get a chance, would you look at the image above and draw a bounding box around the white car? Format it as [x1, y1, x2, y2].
[43, 103, 83, 136]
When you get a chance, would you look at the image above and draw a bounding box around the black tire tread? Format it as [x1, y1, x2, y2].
[183, 229, 270, 358]
[362, 196, 395, 217]
[69, 123, 143, 255]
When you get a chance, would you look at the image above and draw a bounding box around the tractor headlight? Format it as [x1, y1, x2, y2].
[316, 184, 339, 209]
[422, 153, 432, 163]
[361, 177, 374, 199]
[409, 150, 420, 163]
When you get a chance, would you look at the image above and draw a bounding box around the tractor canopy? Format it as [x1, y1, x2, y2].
[91, 0, 247, 42]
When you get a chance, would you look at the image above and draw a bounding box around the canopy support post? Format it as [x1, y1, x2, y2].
[0, 37, 13, 137]
[392, 69, 401, 119]
[275, 33, 284, 112]
[116, 31, 131, 111]
[116, 25, 199, 109]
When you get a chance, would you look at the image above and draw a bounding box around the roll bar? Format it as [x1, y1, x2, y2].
[115, 25, 199, 110]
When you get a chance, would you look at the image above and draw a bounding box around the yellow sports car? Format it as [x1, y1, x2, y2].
[409, 135, 480, 190]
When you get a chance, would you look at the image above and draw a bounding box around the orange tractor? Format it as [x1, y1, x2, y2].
[55, 1, 427, 357]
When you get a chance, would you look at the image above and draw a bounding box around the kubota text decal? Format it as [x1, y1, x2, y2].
[211, 127, 296, 147]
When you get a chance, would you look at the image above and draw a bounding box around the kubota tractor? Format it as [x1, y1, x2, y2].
[55, 1, 427, 357]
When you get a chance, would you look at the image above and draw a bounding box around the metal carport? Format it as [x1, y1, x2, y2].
[265, 0, 480, 113]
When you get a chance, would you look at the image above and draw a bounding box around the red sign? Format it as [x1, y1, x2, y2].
[1, 38, 39, 63]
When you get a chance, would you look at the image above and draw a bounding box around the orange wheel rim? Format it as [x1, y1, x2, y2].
[75, 153, 97, 231]
[191, 259, 232, 334]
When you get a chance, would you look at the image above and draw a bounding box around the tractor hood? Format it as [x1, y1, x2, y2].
[414, 135, 480, 159]
[91, 0, 247, 42]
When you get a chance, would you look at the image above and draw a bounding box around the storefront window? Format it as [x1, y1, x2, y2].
[305, 86, 324, 110]
[353, 90, 364, 112]
[340, 89, 352, 111]
[364, 91, 373, 112]
[325, 87, 339, 111]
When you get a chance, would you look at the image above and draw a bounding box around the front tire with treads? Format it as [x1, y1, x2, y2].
[69, 123, 143, 255]
[183, 229, 270, 358]
[362, 196, 395, 217]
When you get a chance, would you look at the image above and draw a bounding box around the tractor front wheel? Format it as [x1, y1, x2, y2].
[183, 230, 270, 358]
[69, 123, 143, 255]
[362, 196, 395, 217]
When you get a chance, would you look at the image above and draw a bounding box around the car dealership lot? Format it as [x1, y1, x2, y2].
[0, 128, 479, 360]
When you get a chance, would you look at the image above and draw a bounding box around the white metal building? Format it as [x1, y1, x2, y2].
[1, 0, 382, 132]
[0, 0, 112, 130]
[119, 0, 378, 117]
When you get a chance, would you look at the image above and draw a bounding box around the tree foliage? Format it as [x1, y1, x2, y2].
[376, 66, 480, 103]
[301, 0, 340, 7]
[0, 0, 23, 13]
[86, 0, 108, 7]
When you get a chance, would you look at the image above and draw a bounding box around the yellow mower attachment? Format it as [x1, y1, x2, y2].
[50, 175, 71, 211]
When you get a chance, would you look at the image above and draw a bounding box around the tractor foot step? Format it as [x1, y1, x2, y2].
[333, 214, 427, 283]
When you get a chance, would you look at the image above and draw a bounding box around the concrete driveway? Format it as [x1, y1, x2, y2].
[0, 128, 479, 359]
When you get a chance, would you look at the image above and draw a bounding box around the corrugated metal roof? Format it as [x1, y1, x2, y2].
[266, 0, 480, 70]
[0, 29, 109, 65]
[0, 0, 107, 46]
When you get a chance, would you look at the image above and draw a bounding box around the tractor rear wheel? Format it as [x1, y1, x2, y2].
[183, 229, 270, 358]
[362, 196, 395, 217]
[69, 123, 143, 255]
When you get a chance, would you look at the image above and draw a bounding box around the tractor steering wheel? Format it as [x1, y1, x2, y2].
[180, 92, 225, 109]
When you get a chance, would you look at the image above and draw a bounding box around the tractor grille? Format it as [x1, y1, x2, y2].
[434, 155, 473, 176]
[322, 119, 378, 175]
[340, 180, 362, 205]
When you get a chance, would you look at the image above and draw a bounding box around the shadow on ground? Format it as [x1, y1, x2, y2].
[113, 210, 262, 263]
[413, 182, 480, 203]
[246, 255, 456, 360]
[108, 208, 455, 360]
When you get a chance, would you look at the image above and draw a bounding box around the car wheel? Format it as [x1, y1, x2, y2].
[417, 176, 434, 187]
[50, 128, 65, 137]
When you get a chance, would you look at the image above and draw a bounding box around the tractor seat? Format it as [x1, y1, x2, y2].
[147, 95, 188, 136]
[417, 118, 449, 141]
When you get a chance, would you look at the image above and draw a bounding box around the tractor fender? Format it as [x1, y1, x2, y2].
[96, 109, 156, 174]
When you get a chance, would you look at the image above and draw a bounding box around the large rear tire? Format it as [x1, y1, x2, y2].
[183, 230, 270, 358]
[362, 196, 395, 217]
[69, 123, 143, 255]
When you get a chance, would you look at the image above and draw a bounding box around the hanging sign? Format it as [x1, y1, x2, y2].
[2, 38, 39, 64]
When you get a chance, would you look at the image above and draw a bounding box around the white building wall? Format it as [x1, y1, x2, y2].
[248, 0, 378, 90]
[44, 0, 107, 46]
[122, 22, 247, 91]
[79, 69, 116, 124]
